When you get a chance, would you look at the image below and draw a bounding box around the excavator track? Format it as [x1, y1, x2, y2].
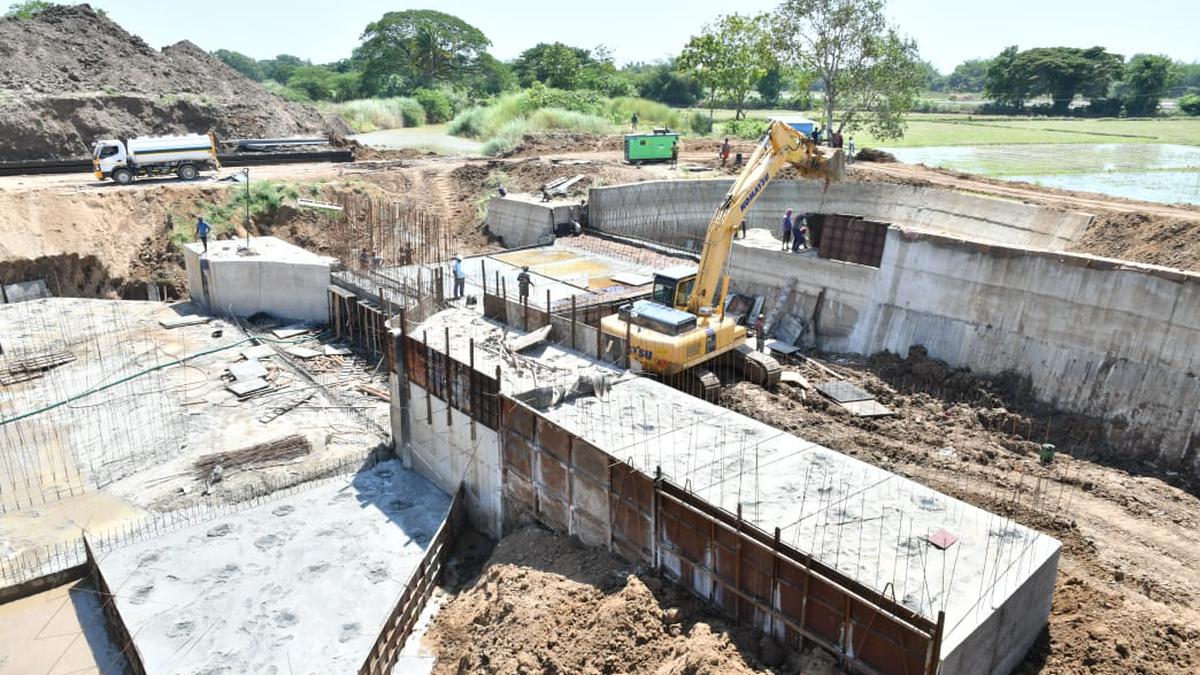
[743, 349, 782, 389]
[681, 367, 722, 402]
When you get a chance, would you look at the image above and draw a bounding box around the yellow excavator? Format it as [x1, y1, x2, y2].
[599, 120, 846, 400]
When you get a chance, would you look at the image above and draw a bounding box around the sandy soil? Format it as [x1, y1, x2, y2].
[424, 526, 841, 675]
[717, 350, 1200, 675]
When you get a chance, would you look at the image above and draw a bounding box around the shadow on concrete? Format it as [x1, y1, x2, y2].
[68, 578, 134, 675]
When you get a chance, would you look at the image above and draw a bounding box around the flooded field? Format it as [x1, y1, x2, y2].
[883, 143, 1200, 205]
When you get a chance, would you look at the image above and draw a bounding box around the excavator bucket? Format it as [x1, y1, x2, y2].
[793, 147, 846, 185]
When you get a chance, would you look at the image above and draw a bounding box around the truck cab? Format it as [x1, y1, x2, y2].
[92, 140, 127, 181]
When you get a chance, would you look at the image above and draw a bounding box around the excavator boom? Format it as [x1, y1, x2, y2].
[600, 119, 844, 397]
[686, 121, 844, 314]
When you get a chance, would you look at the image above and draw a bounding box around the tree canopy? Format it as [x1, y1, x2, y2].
[357, 10, 490, 95]
[775, 0, 922, 139]
[1121, 54, 1176, 116]
[679, 13, 774, 119]
[987, 45, 1123, 113]
[213, 49, 263, 81]
[946, 59, 991, 92]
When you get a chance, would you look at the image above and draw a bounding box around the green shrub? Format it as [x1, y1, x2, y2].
[321, 97, 425, 133]
[688, 110, 713, 135]
[414, 88, 455, 124]
[604, 97, 683, 130]
[478, 108, 613, 156]
[1181, 94, 1200, 116]
[447, 106, 488, 137]
[722, 117, 769, 140]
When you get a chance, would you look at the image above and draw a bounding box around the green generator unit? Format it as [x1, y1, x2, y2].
[624, 129, 679, 163]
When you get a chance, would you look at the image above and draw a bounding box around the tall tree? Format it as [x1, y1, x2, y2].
[984, 46, 1030, 108]
[1018, 47, 1123, 114]
[1122, 54, 1176, 116]
[756, 63, 784, 106]
[357, 10, 490, 95]
[512, 42, 588, 89]
[679, 13, 774, 120]
[774, 0, 922, 139]
[261, 54, 308, 84]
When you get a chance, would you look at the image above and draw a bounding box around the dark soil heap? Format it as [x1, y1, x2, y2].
[0, 4, 350, 160]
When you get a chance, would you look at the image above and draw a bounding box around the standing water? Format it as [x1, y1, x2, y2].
[880, 144, 1200, 205]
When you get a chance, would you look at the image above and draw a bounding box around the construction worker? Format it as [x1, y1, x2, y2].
[517, 265, 532, 304]
[194, 214, 211, 253]
[780, 209, 793, 251]
[452, 254, 465, 299]
[793, 213, 809, 252]
[630, 111, 639, 131]
[847, 137, 856, 162]
[720, 138, 731, 168]
[670, 142, 678, 169]
[754, 313, 766, 352]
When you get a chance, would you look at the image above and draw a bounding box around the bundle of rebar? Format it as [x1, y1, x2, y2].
[192, 434, 312, 478]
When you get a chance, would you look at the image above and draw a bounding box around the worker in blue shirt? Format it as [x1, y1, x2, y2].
[452, 254, 465, 299]
[780, 209, 793, 251]
[194, 214, 211, 253]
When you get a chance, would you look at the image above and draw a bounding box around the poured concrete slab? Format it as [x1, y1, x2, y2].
[0, 579, 130, 674]
[97, 461, 450, 674]
[537, 376, 1060, 672]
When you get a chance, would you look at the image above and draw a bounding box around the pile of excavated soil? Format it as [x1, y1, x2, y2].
[1070, 210, 1200, 272]
[424, 526, 840, 675]
[0, 4, 349, 160]
[718, 350, 1200, 675]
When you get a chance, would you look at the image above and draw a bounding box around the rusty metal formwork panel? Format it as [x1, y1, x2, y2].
[815, 214, 888, 268]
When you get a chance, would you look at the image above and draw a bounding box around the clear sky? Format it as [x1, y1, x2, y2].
[89, 0, 1198, 73]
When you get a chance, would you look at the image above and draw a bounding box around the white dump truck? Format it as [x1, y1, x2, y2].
[92, 132, 220, 185]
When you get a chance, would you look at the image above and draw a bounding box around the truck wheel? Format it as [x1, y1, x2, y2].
[177, 164, 198, 181]
[112, 168, 133, 185]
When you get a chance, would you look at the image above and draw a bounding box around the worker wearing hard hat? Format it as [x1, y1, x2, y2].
[754, 313, 766, 352]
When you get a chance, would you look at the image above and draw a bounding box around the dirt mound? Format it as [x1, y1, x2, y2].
[0, 4, 349, 160]
[424, 526, 840, 675]
[1071, 210, 1200, 272]
[854, 147, 896, 163]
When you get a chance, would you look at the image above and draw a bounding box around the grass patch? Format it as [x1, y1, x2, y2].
[168, 182, 300, 248]
[450, 89, 692, 156]
[321, 98, 426, 133]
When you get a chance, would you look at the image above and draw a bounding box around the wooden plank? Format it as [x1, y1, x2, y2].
[506, 324, 552, 353]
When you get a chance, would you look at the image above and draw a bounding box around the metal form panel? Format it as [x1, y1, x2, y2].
[814, 214, 888, 268]
[815, 380, 874, 403]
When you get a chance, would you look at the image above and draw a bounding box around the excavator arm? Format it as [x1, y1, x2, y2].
[685, 120, 845, 315]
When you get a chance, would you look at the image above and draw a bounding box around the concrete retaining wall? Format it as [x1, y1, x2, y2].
[487, 198, 555, 248]
[726, 232, 1200, 475]
[589, 180, 1092, 250]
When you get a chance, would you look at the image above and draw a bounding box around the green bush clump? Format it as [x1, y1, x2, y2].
[322, 97, 425, 132]
[688, 110, 713, 135]
[1180, 94, 1200, 116]
[722, 117, 769, 140]
[414, 88, 455, 124]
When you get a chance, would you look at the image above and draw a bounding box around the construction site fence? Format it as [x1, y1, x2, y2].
[498, 395, 945, 675]
[0, 448, 386, 590]
[359, 484, 467, 675]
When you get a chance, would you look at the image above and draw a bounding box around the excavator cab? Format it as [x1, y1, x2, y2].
[651, 265, 698, 312]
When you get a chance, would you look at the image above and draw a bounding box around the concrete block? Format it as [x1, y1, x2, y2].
[182, 237, 332, 322]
